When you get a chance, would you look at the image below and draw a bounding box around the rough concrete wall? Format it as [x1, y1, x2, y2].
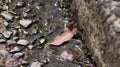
[72, 0, 120, 67]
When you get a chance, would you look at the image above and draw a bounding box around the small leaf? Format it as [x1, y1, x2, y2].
[49, 27, 77, 46]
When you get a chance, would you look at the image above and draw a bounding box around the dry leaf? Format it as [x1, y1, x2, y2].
[50, 27, 77, 46]
[0, 18, 6, 33]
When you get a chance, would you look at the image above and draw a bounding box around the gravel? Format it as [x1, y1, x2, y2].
[19, 19, 32, 28]
[17, 39, 29, 46]
[1, 11, 13, 20]
[31, 61, 41, 67]
[2, 31, 12, 38]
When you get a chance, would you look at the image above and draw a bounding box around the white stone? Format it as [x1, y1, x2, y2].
[19, 19, 32, 28]
[10, 46, 20, 52]
[31, 62, 41, 67]
[0, 49, 9, 57]
[0, 39, 6, 43]
[1, 11, 13, 20]
[7, 40, 16, 45]
[114, 19, 120, 32]
[16, 1, 24, 7]
[2, 31, 12, 38]
[17, 39, 29, 46]
[3, 21, 9, 27]
[14, 52, 24, 58]
[40, 39, 45, 44]
[28, 45, 33, 49]
[60, 51, 73, 61]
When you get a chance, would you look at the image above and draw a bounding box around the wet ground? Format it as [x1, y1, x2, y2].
[0, 0, 94, 67]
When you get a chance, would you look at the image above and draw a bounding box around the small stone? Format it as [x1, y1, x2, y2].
[12, 30, 17, 35]
[14, 52, 24, 58]
[19, 19, 32, 28]
[114, 19, 120, 32]
[3, 21, 9, 27]
[60, 51, 73, 61]
[17, 39, 29, 46]
[40, 39, 45, 44]
[2, 31, 12, 38]
[31, 29, 37, 35]
[1, 11, 13, 20]
[112, 7, 120, 17]
[16, 1, 24, 7]
[3, 4, 8, 10]
[28, 45, 33, 49]
[0, 39, 6, 43]
[7, 40, 16, 45]
[31, 61, 41, 67]
[10, 46, 20, 52]
[13, 37, 18, 40]
[0, 49, 9, 57]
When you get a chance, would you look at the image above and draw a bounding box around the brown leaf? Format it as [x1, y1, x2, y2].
[0, 18, 6, 33]
[50, 27, 77, 46]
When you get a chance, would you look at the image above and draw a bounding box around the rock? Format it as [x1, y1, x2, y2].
[1, 11, 13, 20]
[13, 37, 18, 40]
[19, 19, 32, 28]
[2, 4, 8, 10]
[112, 7, 120, 17]
[39, 39, 45, 44]
[16, 1, 24, 7]
[60, 51, 73, 61]
[114, 19, 120, 32]
[17, 39, 29, 46]
[7, 40, 16, 45]
[10, 46, 20, 52]
[14, 52, 24, 58]
[0, 39, 6, 43]
[31, 29, 37, 35]
[3, 21, 9, 27]
[28, 45, 33, 49]
[31, 61, 41, 67]
[0, 49, 9, 57]
[2, 31, 12, 38]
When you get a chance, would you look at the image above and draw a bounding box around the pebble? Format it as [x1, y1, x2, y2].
[2, 31, 12, 38]
[60, 51, 73, 61]
[1, 11, 13, 20]
[3, 21, 9, 27]
[17, 39, 29, 46]
[31, 29, 37, 35]
[16, 1, 24, 7]
[0, 49, 9, 57]
[39, 39, 45, 44]
[14, 52, 24, 58]
[0, 39, 6, 43]
[7, 40, 16, 45]
[114, 19, 120, 32]
[112, 7, 120, 17]
[10, 46, 20, 52]
[28, 45, 34, 49]
[31, 61, 41, 67]
[19, 19, 32, 28]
